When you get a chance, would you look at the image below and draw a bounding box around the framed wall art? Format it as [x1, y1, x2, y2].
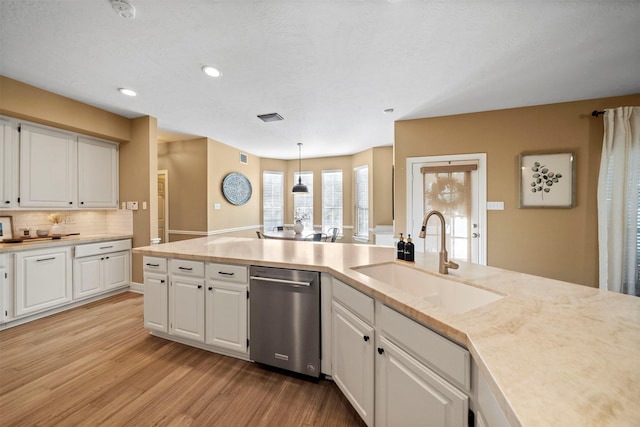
[0, 216, 14, 241]
[519, 152, 575, 208]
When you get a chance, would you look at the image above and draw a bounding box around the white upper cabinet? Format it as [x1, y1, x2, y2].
[78, 137, 118, 208]
[0, 119, 18, 208]
[19, 124, 77, 208]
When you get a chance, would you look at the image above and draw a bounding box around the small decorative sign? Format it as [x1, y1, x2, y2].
[519, 152, 575, 208]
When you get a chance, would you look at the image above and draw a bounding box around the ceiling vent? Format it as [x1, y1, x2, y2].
[111, 0, 136, 19]
[257, 113, 283, 122]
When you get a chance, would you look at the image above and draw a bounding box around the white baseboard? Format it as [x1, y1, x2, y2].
[129, 281, 144, 293]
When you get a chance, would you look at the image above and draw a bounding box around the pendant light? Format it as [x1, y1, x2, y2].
[292, 143, 309, 193]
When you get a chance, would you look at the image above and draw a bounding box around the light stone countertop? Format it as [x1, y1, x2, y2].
[0, 233, 133, 253]
[133, 236, 640, 427]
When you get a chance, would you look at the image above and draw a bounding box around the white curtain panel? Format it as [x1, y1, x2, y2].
[597, 106, 640, 295]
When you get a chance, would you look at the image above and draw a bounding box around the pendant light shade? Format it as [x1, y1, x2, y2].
[292, 143, 309, 193]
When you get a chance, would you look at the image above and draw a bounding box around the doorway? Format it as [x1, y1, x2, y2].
[407, 154, 487, 265]
[157, 170, 169, 244]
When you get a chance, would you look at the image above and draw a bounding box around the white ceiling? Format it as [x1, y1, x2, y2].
[1, 1, 639, 160]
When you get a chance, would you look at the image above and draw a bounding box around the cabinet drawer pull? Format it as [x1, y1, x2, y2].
[178, 266, 193, 271]
[160, 280, 165, 284]
[100, 246, 113, 250]
[218, 271, 235, 276]
[197, 285, 202, 289]
[146, 263, 160, 267]
[377, 347, 384, 355]
[4, 201, 9, 204]
[36, 257, 55, 262]
[208, 286, 213, 291]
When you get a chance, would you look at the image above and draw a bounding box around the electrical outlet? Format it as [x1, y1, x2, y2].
[64, 216, 76, 224]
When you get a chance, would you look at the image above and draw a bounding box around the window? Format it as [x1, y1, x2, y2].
[322, 170, 343, 232]
[294, 171, 313, 229]
[263, 171, 283, 231]
[354, 166, 369, 239]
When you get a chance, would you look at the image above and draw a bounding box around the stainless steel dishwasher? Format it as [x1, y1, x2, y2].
[249, 265, 321, 378]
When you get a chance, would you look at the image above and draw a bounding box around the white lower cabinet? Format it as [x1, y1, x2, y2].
[332, 300, 374, 426]
[15, 247, 72, 316]
[169, 259, 205, 342]
[73, 250, 130, 299]
[376, 336, 468, 427]
[143, 258, 250, 357]
[331, 278, 471, 427]
[205, 281, 248, 353]
[144, 272, 168, 333]
[170, 275, 205, 341]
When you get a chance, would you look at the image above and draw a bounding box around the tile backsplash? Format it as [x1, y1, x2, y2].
[4, 209, 133, 237]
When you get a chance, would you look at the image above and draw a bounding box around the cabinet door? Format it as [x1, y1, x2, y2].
[205, 281, 248, 354]
[102, 251, 130, 290]
[170, 276, 205, 341]
[73, 255, 102, 299]
[144, 273, 168, 333]
[0, 119, 17, 209]
[332, 301, 374, 427]
[15, 248, 72, 316]
[0, 267, 5, 322]
[19, 124, 76, 208]
[78, 137, 118, 208]
[376, 336, 468, 427]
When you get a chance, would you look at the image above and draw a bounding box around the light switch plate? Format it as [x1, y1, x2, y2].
[487, 201, 504, 210]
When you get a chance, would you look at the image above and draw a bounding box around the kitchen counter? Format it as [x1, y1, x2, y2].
[133, 236, 640, 426]
[0, 233, 134, 253]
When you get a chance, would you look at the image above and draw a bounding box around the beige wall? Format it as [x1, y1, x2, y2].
[158, 137, 262, 241]
[121, 116, 157, 283]
[0, 76, 130, 142]
[207, 138, 261, 232]
[394, 94, 640, 287]
[158, 138, 208, 234]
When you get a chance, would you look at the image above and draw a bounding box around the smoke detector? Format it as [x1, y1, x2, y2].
[111, 0, 136, 19]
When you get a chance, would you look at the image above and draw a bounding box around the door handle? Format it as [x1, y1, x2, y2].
[472, 233, 479, 238]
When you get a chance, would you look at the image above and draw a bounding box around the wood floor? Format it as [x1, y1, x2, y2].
[0, 292, 366, 426]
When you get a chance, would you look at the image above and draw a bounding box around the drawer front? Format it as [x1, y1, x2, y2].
[170, 259, 205, 277]
[332, 278, 374, 325]
[380, 304, 470, 392]
[206, 263, 248, 283]
[75, 239, 131, 258]
[143, 256, 167, 273]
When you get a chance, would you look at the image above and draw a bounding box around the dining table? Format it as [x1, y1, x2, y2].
[262, 230, 311, 240]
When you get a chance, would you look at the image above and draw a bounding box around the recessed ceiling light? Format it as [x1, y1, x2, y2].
[202, 65, 222, 78]
[383, 108, 394, 114]
[118, 88, 137, 97]
[111, 0, 136, 19]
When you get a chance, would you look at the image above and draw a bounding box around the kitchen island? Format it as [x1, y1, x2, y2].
[134, 236, 640, 427]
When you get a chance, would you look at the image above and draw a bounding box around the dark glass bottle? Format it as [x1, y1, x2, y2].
[404, 234, 415, 262]
[397, 233, 405, 260]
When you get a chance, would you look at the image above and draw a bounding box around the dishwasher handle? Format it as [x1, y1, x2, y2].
[250, 276, 311, 287]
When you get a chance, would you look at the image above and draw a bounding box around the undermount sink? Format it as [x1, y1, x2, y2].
[351, 262, 503, 314]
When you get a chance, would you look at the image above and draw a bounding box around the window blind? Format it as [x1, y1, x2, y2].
[322, 170, 343, 231]
[263, 171, 283, 231]
[355, 166, 369, 238]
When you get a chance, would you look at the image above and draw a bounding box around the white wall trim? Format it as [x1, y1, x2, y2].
[169, 224, 263, 236]
[129, 282, 144, 293]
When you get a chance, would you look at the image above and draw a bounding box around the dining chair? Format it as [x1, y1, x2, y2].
[273, 226, 285, 231]
[256, 231, 262, 239]
[305, 232, 328, 242]
[327, 227, 340, 242]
